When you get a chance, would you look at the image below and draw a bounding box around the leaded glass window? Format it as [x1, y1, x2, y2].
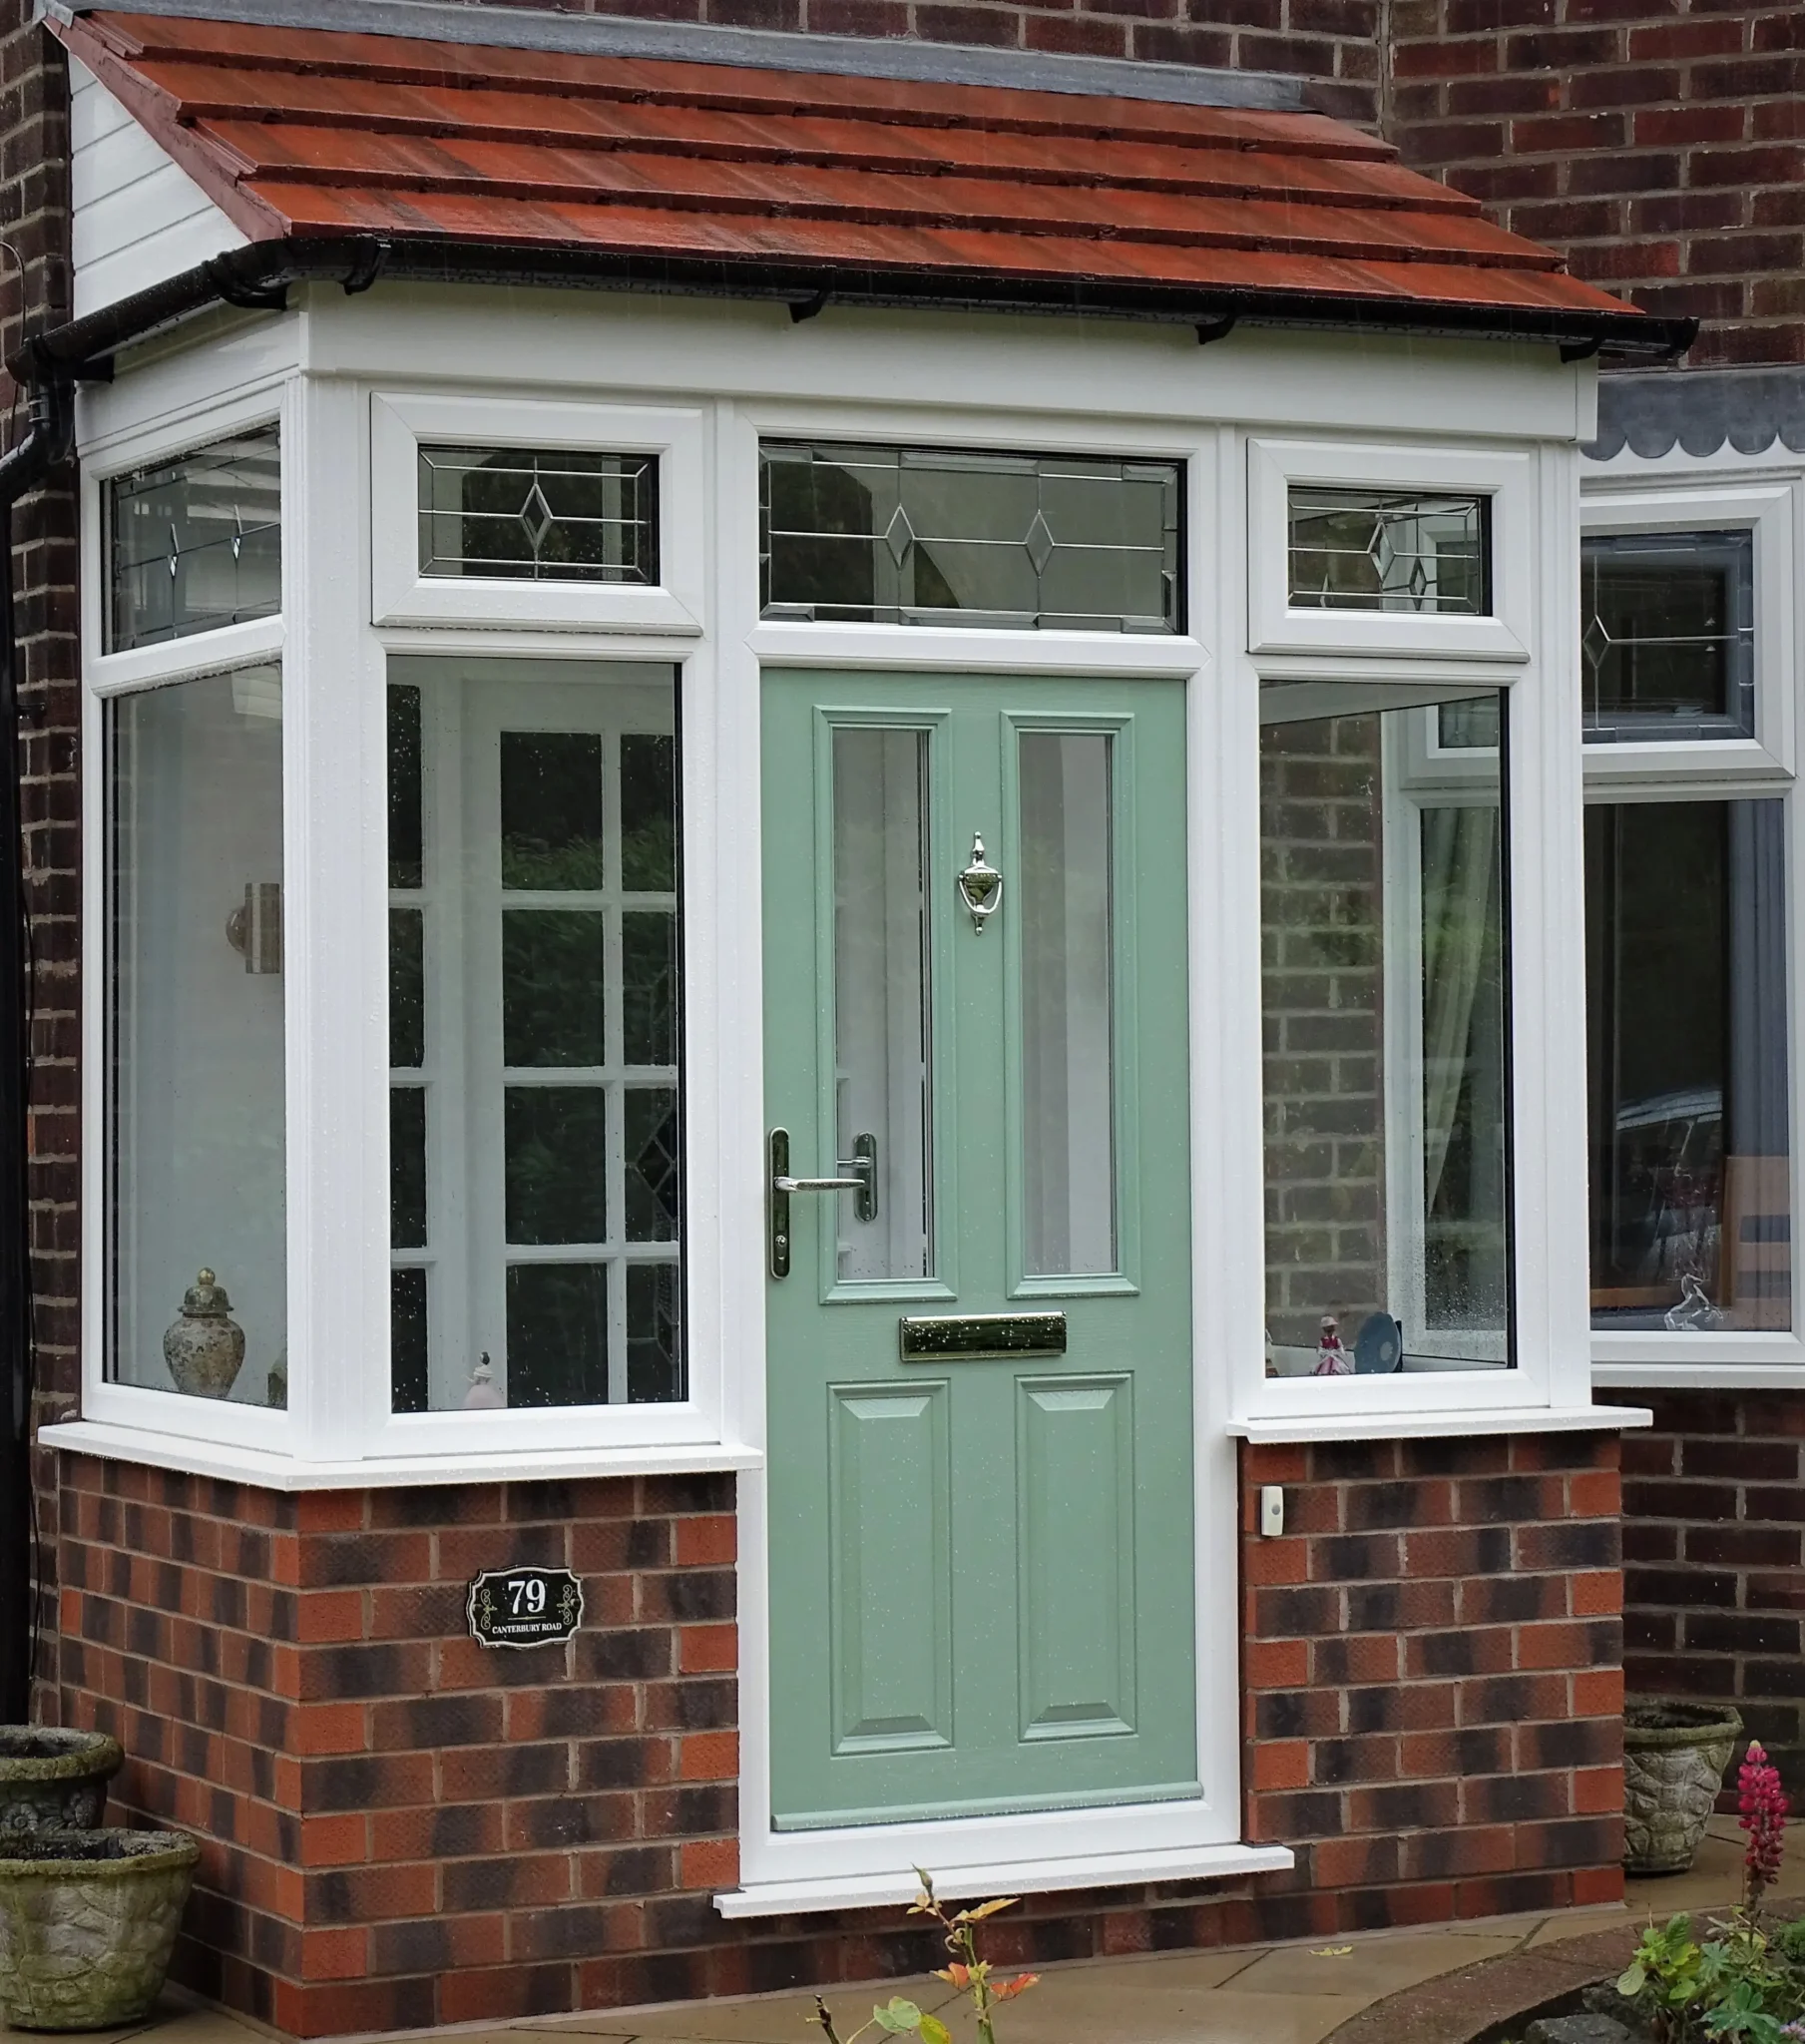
[759, 442, 1181, 632]
[387, 663, 683, 1413]
[1581, 530, 1755, 743]
[105, 427, 281, 653]
[1287, 488, 1489, 616]
[417, 445, 658, 583]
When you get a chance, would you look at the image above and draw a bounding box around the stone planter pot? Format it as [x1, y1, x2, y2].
[1623, 1697, 1744, 1875]
[0, 1731, 123, 1841]
[0, 1829, 199, 2031]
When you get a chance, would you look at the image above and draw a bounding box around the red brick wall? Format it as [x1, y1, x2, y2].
[58, 1435, 1624, 2036]
[0, 0, 82, 1724]
[1606, 1388, 1805, 1792]
[1241, 1432, 1627, 1922]
[1387, 0, 1804, 368]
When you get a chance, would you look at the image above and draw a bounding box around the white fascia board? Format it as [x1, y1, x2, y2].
[1229, 1405, 1652, 1444]
[715, 1842, 1295, 1918]
[68, 54, 247, 320]
[39, 1418, 761, 1490]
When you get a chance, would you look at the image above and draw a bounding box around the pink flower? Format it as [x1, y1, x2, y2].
[1739, 1740, 1788, 1908]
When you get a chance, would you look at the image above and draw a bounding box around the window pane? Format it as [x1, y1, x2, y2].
[506, 1265, 609, 1406]
[1586, 799, 1790, 1330]
[1260, 688, 1512, 1376]
[388, 684, 423, 888]
[389, 909, 424, 1069]
[623, 911, 677, 1066]
[761, 443, 1181, 632]
[1287, 489, 1489, 615]
[503, 912, 606, 1067]
[108, 667, 286, 1402]
[418, 445, 657, 584]
[506, 1089, 608, 1245]
[1020, 731, 1117, 1277]
[106, 427, 281, 652]
[501, 733, 605, 889]
[1582, 531, 1755, 743]
[832, 727, 933, 1281]
[388, 666, 683, 1410]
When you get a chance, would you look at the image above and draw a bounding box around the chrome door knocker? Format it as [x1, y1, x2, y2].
[957, 832, 1003, 933]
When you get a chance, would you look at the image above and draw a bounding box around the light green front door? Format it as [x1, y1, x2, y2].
[763, 670, 1197, 1831]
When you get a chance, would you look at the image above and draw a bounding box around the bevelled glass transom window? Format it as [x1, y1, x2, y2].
[388, 660, 683, 1414]
[759, 442, 1182, 631]
[1287, 487, 1489, 616]
[417, 445, 658, 583]
[1581, 530, 1755, 743]
[105, 427, 281, 653]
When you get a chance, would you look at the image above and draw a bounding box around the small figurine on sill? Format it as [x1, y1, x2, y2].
[1312, 1314, 1352, 1375]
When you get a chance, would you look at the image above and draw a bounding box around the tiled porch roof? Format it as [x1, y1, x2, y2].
[52, 6, 1681, 351]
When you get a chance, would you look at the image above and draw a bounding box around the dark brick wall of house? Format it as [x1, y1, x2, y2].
[0, 0, 81, 1727]
[58, 1439, 1625, 2037]
[1387, 0, 1803, 368]
[1241, 1431, 1627, 1921]
[1604, 1388, 1805, 1793]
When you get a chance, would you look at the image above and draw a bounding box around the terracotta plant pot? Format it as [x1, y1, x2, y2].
[1622, 1697, 1744, 1875]
[0, 1731, 123, 1841]
[0, 1828, 199, 2031]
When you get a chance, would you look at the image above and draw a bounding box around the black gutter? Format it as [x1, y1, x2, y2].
[7, 235, 1696, 388]
[0, 373, 74, 1728]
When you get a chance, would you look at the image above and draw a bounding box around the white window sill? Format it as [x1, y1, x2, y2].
[714, 1842, 1294, 1919]
[38, 1418, 762, 1491]
[1594, 1361, 1805, 1392]
[1229, 1404, 1651, 1445]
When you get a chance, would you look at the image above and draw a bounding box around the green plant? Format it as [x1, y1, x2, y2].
[812, 1872, 1040, 2044]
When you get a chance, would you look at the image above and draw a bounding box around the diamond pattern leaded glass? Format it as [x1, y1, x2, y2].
[1580, 529, 1755, 744]
[418, 445, 657, 583]
[1287, 487, 1490, 616]
[759, 443, 1181, 631]
[105, 427, 281, 653]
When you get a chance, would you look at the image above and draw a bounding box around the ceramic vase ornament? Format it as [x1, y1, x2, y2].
[163, 1270, 245, 1399]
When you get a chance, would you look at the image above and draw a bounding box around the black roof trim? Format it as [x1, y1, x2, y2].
[37, 0, 1316, 113]
[8, 237, 1697, 390]
[1589, 366, 1805, 461]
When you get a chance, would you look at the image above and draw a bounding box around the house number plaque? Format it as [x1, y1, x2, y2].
[466, 1567, 584, 1650]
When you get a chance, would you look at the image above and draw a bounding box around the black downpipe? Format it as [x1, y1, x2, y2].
[0, 375, 75, 1728]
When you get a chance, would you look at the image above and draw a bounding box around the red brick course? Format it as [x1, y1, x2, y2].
[57, 1434, 1625, 2036]
[1388, 1, 1804, 365]
[1240, 1432, 1627, 1927]
[1604, 1388, 1805, 1794]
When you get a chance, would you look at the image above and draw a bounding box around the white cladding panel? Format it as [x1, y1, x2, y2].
[70, 56, 247, 319]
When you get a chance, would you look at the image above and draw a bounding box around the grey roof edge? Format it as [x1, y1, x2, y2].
[1588, 365, 1805, 462]
[38, 0, 1316, 111]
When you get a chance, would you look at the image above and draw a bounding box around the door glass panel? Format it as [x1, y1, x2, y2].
[502, 911, 606, 1066]
[500, 733, 605, 887]
[833, 727, 933, 1281]
[1020, 731, 1117, 1277]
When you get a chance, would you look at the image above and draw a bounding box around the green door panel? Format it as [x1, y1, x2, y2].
[830, 1385, 954, 1753]
[764, 670, 1197, 1832]
[1017, 1376, 1136, 1741]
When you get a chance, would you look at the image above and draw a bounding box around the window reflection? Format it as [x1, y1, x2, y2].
[1586, 799, 1790, 1330]
[1260, 686, 1512, 1375]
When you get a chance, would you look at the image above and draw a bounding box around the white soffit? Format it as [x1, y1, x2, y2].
[69, 53, 247, 320]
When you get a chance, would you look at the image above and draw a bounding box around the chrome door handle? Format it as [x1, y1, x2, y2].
[769, 1128, 878, 1279]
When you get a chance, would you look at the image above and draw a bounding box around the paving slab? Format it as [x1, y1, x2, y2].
[1231, 1932, 1522, 2002]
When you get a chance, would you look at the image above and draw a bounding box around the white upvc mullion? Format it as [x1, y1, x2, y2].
[284, 369, 390, 1461]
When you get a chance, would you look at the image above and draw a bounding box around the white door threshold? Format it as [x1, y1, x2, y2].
[714, 1841, 1294, 1918]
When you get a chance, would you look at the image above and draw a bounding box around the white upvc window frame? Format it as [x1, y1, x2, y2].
[1246, 435, 1535, 666]
[1232, 433, 1602, 1438]
[1579, 455, 1805, 1387]
[75, 369, 295, 1460]
[369, 391, 706, 635]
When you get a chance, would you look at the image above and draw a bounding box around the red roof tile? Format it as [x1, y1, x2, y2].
[54, 7, 1678, 350]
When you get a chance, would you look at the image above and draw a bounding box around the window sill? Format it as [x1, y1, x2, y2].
[1594, 1361, 1805, 1392]
[38, 1418, 762, 1491]
[1229, 1403, 1651, 1445]
[714, 1841, 1294, 1918]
